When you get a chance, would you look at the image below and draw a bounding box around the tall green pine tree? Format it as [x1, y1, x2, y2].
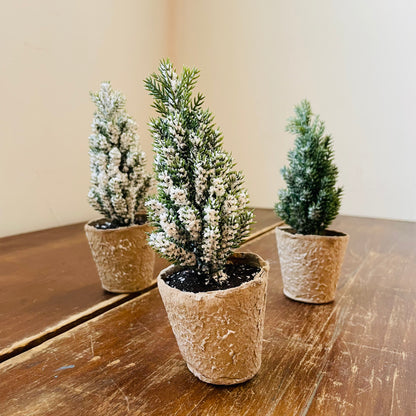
[145, 60, 253, 283]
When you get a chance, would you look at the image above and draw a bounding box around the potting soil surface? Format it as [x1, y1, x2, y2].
[164, 263, 261, 293]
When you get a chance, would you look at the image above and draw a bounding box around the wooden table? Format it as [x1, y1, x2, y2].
[0, 212, 414, 415]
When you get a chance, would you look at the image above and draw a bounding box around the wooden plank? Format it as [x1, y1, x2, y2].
[0, 221, 170, 360]
[1, 216, 414, 415]
[0, 208, 279, 359]
[304, 216, 416, 416]
[248, 207, 282, 241]
[191, 217, 416, 416]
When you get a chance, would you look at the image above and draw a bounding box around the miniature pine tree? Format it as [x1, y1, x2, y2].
[275, 100, 342, 235]
[144, 59, 253, 283]
[88, 82, 152, 227]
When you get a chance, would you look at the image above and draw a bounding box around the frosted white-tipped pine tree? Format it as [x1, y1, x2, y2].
[88, 82, 152, 227]
[145, 60, 253, 283]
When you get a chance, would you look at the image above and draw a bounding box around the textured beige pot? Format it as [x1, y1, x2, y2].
[275, 227, 349, 304]
[157, 252, 269, 385]
[85, 216, 155, 293]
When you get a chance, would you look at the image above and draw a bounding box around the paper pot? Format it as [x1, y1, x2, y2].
[157, 252, 269, 385]
[85, 217, 155, 293]
[275, 227, 349, 304]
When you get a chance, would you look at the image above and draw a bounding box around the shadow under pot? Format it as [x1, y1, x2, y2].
[275, 227, 349, 304]
[85, 213, 155, 293]
[157, 252, 269, 385]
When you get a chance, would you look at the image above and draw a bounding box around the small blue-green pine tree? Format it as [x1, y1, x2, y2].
[275, 100, 342, 235]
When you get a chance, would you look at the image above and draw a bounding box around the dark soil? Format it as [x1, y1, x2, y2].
[164, 263, 261, 293]
[91, 213, 147, 230]
[283, 228, 347, 237]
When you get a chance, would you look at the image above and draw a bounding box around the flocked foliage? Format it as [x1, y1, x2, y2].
[88, 82, 152, 226]
[275, 100, 342, 235]
[144, 59, 253, 283]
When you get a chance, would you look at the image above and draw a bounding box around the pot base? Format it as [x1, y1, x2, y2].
[85, 216, 155, 293]
[187, 362, 257, 385]
[158, 252, 269, 385]
[276, 227, 349, 304]
[283, 288, 335, 304]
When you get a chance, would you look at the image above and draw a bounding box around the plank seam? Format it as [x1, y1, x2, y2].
[0, 219, 282, 364]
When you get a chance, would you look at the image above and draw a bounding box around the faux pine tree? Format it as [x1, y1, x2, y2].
[144, 60, 253, 284]
[275, 100, 342, 235]
[88, 82, 152, 227]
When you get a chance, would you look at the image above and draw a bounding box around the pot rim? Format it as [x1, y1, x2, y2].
[85, 209, 151, 233]
[157, 252, 269, 298]
[276, 225, 349, 240]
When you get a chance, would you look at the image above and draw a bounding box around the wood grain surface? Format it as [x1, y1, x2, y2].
[1, 215, 414, 415]
[0, 209, 280, 359]
[248, 208, 280, 240]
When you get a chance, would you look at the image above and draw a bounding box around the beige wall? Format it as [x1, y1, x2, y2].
[172, 0, 416, 222]
[1, 1, 415, 237]
[0, 0, 168, 237]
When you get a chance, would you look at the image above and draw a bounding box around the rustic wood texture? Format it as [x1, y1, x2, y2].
[0, 208, 279, 359]
[248, 207, 280, 240]
[0, 215, 414, 415]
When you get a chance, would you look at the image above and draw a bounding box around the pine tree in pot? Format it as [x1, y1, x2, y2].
[85, 82, 154, 293]
[145, 60, 269, 385]
[275, 100, 349, 304]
